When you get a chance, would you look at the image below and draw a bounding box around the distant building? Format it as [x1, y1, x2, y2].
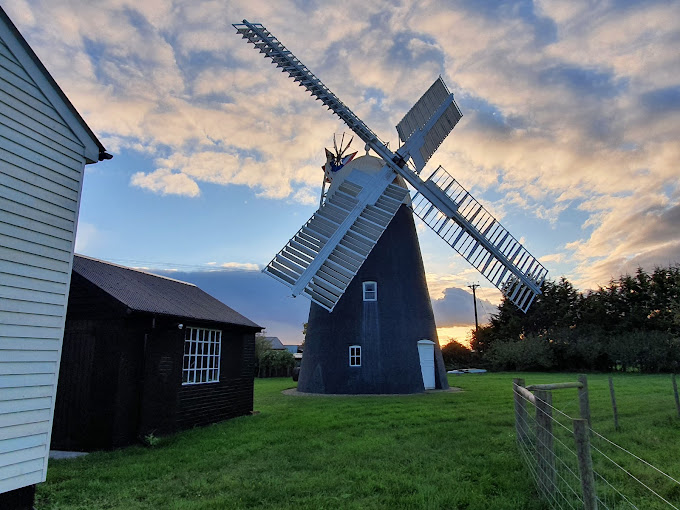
[283, 344, 300, 355]
[264, 336, 285, 350]
[51, 255, 262, 451]
[0, 7, 110, 509]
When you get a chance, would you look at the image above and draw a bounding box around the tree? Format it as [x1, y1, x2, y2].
[300, 322, 307, 352]
[475, 266, 680, 373]
[255, 332, 272, 377]
[441, 340, 472, 369]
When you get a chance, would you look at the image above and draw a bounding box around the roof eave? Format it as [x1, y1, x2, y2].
[0, 7, 111, 164]
[125, 308, 263, 331]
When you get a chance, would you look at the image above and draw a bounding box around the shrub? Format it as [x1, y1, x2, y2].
[487, 335, 554, 371]
[441, 340, 473, 370]
[259, 349, 295, 377]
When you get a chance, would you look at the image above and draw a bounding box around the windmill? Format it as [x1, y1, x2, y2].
[234, 21, 548, 394]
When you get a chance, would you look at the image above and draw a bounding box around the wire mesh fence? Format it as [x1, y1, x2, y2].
[513, 377, 680, 510]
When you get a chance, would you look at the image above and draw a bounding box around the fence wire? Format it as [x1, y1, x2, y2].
[513, 382, 680, 510]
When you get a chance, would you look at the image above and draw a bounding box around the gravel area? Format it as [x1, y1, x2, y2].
[282, 387, 461, 397]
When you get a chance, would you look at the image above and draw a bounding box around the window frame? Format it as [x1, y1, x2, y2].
[182, 326, 222, 385]
[349, 345, 361, 367]
[362, 281, 377, 301]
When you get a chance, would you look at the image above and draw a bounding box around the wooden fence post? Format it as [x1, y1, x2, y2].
[573, 419, 598, 510]
[578, 374, 592, 428]
[535, 389, 555, 498]
[513, 378, 528, 443]
[608, 376, 619, 431]
[673, 374, 680, 419]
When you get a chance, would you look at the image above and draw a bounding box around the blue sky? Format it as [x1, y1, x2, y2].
[7, 0, 680, 345]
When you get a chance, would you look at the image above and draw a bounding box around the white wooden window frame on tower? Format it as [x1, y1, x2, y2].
[349, 345, 361, 367]
[182, 326, 222, 385]
[363, 281, 377, 301]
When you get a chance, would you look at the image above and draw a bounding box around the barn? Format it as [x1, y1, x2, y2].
[51, 255, 262, 451]
[0, 7, 110, 509]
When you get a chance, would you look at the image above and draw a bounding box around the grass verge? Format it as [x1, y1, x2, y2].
[37, 373, 680, 509]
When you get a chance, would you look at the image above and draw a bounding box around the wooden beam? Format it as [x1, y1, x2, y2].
[526, 382, 583, 391]
[514, 384, 536, 405]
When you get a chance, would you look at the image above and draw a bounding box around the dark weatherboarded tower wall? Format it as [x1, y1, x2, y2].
[299, 204, 449, 394]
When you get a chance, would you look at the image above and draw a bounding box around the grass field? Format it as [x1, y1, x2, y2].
[37, 373, 680, 509]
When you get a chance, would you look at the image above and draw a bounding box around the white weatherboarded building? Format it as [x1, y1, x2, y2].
[0, 7, 108, 505]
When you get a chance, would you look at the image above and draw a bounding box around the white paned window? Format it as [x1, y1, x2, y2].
[182, 326, 222, 384]
[349, 345, 361, 367]
[363, 281, 377, 301]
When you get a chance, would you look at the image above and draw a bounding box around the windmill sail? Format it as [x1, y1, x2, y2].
[396, 78, 463, 173]
[397, 78, 451, 143]
[233, 21, 381, 148]
[264, 169, 409, 311]
[235, 20, 547, 312]
[411, 166, 547, 312]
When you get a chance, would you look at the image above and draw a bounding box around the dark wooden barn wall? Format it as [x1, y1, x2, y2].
[53, 275, 145, 450]
[139, 322, 256, 435]
[0, 485, 35, 510]
[138, 318, 182, 437]
[175, 331, 255, 429]
[55, 274, 258, 450]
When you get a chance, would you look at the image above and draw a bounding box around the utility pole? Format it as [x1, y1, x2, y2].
[468, 283, 480, 332]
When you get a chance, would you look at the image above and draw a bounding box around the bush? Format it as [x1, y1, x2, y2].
[441, 340, 473, 370]
[258, 349, 295, 377]
[487, 335, 554, 371]
[610, 330, 680, 373]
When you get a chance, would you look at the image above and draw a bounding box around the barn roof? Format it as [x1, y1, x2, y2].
[264, 336, 285, 350]
[73, 255, 261, 329]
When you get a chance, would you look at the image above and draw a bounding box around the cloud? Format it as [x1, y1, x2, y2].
[74, 222, 101, 253]
[568, 198, 680, 289]
[431, 286, 494, 327]
[219, 262, 260, 271]
[130, 169, 200, 197]
[540, 253, 564, 264]
[7, 0, 680, 292]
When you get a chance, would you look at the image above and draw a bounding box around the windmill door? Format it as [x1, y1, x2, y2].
[417, 340, 436, 389]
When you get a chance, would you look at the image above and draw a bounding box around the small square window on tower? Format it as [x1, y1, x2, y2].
[349, 345, 361, 366]
[363, 281, 377, 301]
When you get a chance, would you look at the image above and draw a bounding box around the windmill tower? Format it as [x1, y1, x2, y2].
[234, 21, 548, 394]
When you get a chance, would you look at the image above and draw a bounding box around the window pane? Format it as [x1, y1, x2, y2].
[182, 328, 222, 384]
[363, 282, 377, 301]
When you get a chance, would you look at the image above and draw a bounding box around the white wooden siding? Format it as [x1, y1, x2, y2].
[0, 22, 92, 495]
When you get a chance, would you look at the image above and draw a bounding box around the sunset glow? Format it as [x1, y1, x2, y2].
[6, 1, 679, 344]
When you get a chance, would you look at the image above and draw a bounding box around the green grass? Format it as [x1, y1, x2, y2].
[37, 373, 680, 509]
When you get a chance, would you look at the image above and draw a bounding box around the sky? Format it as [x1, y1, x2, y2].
[6, 0, 680, 346]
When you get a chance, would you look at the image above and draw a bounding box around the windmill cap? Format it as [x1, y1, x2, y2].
[326, 155, 411, 205]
